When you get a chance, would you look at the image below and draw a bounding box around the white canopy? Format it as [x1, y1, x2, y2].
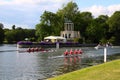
[44, 36, 66, 42]
[44, 36, 65, 39]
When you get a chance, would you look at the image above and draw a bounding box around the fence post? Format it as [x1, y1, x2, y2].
[104, 47, 107, 62]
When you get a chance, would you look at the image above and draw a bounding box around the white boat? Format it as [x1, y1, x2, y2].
[94, 44, 112, 49]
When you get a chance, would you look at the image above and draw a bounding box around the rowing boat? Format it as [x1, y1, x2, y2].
[18, 49, 56, 53]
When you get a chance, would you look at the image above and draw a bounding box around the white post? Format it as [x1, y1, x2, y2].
[56, 42, 59, 49]
[104, 47, 107, 62]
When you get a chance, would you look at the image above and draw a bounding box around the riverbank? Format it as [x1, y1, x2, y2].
[48, 59, 120, 80]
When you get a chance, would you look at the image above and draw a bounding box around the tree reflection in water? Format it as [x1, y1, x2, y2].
[55, 56, 81, 75]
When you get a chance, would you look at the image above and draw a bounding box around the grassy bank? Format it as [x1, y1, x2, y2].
[48, 59, 120, 80]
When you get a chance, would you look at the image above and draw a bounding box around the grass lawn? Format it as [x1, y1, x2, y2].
[48, 59, 120, 80]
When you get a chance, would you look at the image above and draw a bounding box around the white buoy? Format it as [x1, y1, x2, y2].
[104, 47, 107, 62]
[56, 42, 59, 49]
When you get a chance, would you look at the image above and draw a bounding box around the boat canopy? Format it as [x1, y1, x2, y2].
[44, 36, 66, 43]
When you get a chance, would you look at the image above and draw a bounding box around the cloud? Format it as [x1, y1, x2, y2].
[0, 0, 70, 12]
[81, 4, 120, 17]
[0, 0, 71, 29]
[1, 0, 120, 29]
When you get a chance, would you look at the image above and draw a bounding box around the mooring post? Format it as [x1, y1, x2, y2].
[104, 47, 107, 62]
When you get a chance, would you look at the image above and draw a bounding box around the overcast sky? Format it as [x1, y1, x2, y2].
[0, 0, 120, 29]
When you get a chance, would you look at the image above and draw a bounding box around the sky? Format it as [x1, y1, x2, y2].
[0, 0, 120, 29]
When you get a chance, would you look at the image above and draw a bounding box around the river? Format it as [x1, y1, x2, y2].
[0, 44, 120, 80]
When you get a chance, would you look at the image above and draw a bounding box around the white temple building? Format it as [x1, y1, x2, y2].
[61, 20, 80, 42]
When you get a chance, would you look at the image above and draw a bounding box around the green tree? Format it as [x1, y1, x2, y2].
[36, 11, 61, 41]
[56, 1, 80, 33]
[85, 15, 109, 43]
[5, 28, 36, 43]
[107, 11, 120, 43]
[95, 15, 109, 41]
[80, 12, 93, 37]
[5, 30, 15, 43]
[14, 29, 25, 42]
[0, 23, 4, 43]
[58, 1, 79, 21]
[24, 29, 36, 41]
[12, 25, 16, 30]
[86, 20, 102, 43]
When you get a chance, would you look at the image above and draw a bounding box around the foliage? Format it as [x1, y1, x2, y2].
[74, 38, 80, 43]
[5, 30, 15, 43]
[108, 36, 116, 44]
[107, 11, 120, 43]
[4, 27, 36, 43]
[107, 11, 120, 32]
[57, 1, 79, 21]
[0, 23, 4, 43]
[85, 15, 109, 43]
[36, 11, 62, 41]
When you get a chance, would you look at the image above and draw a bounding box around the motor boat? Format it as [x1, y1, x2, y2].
[94, 44, 112, 49]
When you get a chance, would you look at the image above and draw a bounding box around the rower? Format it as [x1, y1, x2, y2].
[39, 47, 44, 51]
[27, 47, 31, 52]
[78, 49, 83, 54]
[74, 49, 78, 55]
[31, 47, 35, 52]
[35, 47, 39, 51]
[69, 49, 73, 55]
[64, 49, 69, 56]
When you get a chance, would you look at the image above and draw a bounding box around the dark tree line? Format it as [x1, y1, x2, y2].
[0, 23, 4, 44]
[0, 24, 36, 44]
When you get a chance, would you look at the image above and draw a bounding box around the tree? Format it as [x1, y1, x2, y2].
[5, 30, 15, 43]
[85, 15, 109, 43]
[4, 28, 36, 43]
[57, 1, 80, 32]
[12, 25, 16, 30]
[65, 1, 79, 20]
[57, 1, 79, 22]
[80, 12, 93, 37]
[107, 11, 120, 43]
[0, 23, 4, 28]
[24, 29, 36, 40]
[86, 20, 102, 43]
[95, 15, 109, 41]
[0, 23, 4, 43]
[13, 29, 25, 42]
[36, 23, 49, 41]
[108, 11, 120, 32]
[36, 11, 62, 41]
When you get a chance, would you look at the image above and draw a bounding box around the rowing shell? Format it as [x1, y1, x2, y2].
[49, 54, 82, 59]
[18, 49, 56, 53]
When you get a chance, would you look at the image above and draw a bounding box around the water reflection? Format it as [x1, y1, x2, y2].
[63, 56, 81, 72]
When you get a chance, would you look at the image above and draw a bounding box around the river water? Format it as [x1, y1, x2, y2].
[0, 44, 120, 80]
